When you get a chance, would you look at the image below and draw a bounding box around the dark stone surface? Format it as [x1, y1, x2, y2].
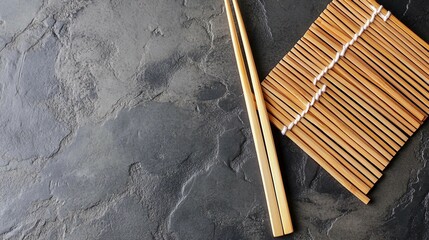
[0, 0, 428, 239]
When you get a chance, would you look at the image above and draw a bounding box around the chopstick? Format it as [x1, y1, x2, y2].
[224, 0, 293, 236]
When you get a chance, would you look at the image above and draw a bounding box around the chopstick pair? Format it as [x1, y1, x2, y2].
[224, 0, 293, 236]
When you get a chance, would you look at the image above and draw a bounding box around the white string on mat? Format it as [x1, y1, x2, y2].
[375, 6, 391, 22]
[281, 5, 391, 135]
[281, 85, 327, 135]
[313, 5, 391, 86]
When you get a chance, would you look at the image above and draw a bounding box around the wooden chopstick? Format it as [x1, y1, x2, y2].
[230, 0, 293, 235]
[224, 0, 292, 237]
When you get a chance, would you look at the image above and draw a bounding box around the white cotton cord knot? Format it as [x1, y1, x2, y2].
[371, 5, 390, 21]
[383, 11, 391, 21]
[380, 11, 391, 21]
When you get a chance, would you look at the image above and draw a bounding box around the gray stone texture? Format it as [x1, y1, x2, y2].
[0, 0, 427, 239]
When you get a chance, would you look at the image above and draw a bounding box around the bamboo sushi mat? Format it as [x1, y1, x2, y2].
[262, 0, 429, 203]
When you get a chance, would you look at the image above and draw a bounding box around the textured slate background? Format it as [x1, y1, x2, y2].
[0, 0, 427, 239]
